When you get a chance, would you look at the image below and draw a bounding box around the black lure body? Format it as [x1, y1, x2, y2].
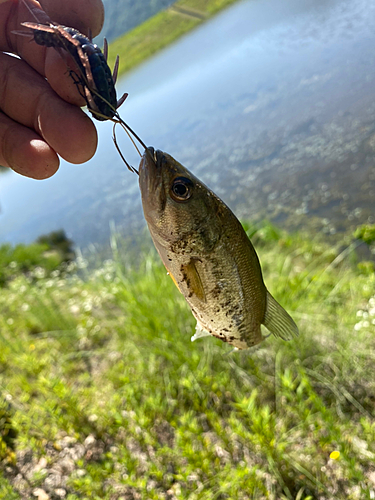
[59, 26, 118, 120]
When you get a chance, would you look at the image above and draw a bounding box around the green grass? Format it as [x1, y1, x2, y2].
[0, 230, 74, 289]
[0, 223, 375, 499]
[107, 0, 241, 77]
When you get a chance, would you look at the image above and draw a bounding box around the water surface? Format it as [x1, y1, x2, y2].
[1, 0, 374, 246]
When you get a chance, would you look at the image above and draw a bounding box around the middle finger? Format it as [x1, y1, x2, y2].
[5, 0, 88, 107]
[0, 51, 97, 163]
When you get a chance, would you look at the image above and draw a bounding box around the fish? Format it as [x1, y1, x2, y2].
[139, 147, 299, 350]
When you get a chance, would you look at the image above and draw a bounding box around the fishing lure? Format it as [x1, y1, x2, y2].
[16, 0, 146, 173]
[21, 21, 127, 121]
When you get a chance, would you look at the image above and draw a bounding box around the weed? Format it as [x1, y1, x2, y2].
[0, 224, 374, 499]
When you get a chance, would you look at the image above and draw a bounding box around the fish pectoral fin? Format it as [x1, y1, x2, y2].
[262, 291, 299, 340]
[191, 322, 211, 342]
[167, 269, 180, 290]
[181, 259, 206, 302]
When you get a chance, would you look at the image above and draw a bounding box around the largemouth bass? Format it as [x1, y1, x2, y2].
[139, 148, 299, 350]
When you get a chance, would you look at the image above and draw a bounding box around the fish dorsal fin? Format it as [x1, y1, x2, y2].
[181, 259, 206, 303]
[263, 291, 299, 340]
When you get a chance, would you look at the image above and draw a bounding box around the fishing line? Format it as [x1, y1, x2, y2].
[112, 122, 139, 175]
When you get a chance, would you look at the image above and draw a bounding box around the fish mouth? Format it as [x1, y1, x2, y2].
[139, 147, 167, 186]
[144, 147, 166, 167]
[139, 146, 159, 191]
[139, 147, 166, 212]
[139, 147, 162, 172]
[146, 146, 156, 162]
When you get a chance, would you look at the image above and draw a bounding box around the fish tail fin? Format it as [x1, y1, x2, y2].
[262, 291, 299, 340]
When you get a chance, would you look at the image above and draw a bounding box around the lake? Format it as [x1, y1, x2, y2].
[1, 0, 374, 247]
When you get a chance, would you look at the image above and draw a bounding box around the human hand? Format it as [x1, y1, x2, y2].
[0, 0, 105, 179]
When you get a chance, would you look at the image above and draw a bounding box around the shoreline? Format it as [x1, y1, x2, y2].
[107, 0, 241, 77]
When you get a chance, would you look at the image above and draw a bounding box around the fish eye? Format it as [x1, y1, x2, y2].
[170, 177, 194, 202]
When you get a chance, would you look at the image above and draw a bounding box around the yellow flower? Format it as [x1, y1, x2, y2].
[29, 344, 35, 351]
[330, 451, 340, 460]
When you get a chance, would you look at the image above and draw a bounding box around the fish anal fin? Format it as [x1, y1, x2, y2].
[191, 322, 211, 342]
[181, 259, 206, 303]
[262, 291, 299, 340]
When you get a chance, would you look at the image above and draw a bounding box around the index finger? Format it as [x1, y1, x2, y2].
[2, 0, 106, 105]
[38, 0, 104, 38]
[2, 0, 104, 53]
